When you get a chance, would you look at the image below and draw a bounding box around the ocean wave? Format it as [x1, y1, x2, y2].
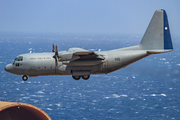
[143, 94, 167, 97]
[55, 103, 61, 107]
[104, 94, 128, 99]
[30, 95, 44, 97]
[47, 108, 53, 110]
[37, 91, 45, 94]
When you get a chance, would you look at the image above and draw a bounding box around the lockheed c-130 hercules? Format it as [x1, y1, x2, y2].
[5, 9, 173, 81]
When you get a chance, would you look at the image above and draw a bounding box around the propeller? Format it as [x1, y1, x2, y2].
[52, 44, 55, 52]
[52, 44, 59, 68]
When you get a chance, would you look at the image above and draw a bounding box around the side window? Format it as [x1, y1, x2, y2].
[16, 63, 19, 66]
[15, 63, 22, 67]
[115, 58, 120, 61]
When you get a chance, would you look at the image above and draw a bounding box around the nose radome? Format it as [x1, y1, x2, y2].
[4, 65, 8, 71]
[4, 64, 13, 72]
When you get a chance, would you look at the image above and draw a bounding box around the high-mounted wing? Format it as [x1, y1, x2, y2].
[59, 48, 105, 66]
[59, 47, 104, 61]
[73, 51, 94, 55]
[70, 48, 104, 60]
[68, 48, 88, 53]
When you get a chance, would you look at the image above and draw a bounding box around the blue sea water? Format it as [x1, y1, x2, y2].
[0, 32, 180, 120]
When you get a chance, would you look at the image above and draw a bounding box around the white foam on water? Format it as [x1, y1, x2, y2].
[20, 81, 25, 83]
[104, 94, 128, 99]
[112, 94, 128, 98]
[37, 91, 44, 94]
[55, 103, 61, 107]
[112, 94, 120, 98]
[130, 98, 135, 100]
[149, 94, 166, 97]
[30, 95, 44, 97]
[160, 94, 166, 97]
[176, 64, 180, 66]
[23, 97, 30, 99]
[121, 94, 128, 97]
[150, 94, 156, 96]
[105, 97, 110, 99]
[49, 104, 52, 106]
[14, 81, 21, 84]
[160, 58, 166, 60]
[47, 108, 53, 110]
[15, 88, 19, 90]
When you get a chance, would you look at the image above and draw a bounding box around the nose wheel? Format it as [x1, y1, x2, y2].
[22, 75, 28, 81]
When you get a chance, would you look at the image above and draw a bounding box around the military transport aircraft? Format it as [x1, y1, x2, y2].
[5, 9, 173, 81]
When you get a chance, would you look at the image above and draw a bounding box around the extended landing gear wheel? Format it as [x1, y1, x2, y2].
[72, 76, 81, 80]
[82, 75, 90, 80]
[22, 75, 28, 81]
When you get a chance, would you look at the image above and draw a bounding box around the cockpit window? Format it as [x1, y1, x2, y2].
[14, 56, 23, 61]
[13, 56, 23, 65]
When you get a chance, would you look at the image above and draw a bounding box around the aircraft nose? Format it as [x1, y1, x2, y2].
[5, 64, 14, 72]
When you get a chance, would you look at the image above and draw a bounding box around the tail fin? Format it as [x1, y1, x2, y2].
[139, 9, 173, 52]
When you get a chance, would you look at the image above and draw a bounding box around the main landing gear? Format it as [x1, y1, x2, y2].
[72, 75, 90, 80]
[22, 75, 28, 81]
[22, 75, 90, 81]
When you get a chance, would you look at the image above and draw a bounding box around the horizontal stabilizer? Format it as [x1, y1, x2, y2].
[147, 49, 173, 54]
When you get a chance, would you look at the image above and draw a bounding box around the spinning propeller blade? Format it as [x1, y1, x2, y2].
[52, 44, 55, 52]
[52, 44, 59, 68]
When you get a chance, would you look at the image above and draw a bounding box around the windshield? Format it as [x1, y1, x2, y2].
[13, 56, 23, 65]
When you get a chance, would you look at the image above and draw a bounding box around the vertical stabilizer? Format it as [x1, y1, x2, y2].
[139, 9, 173, 51]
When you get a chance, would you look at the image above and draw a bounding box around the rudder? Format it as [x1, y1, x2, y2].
[163, 10, 173, 49]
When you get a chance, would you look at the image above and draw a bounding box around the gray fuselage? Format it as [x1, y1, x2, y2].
[5, 49, 148, 77]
